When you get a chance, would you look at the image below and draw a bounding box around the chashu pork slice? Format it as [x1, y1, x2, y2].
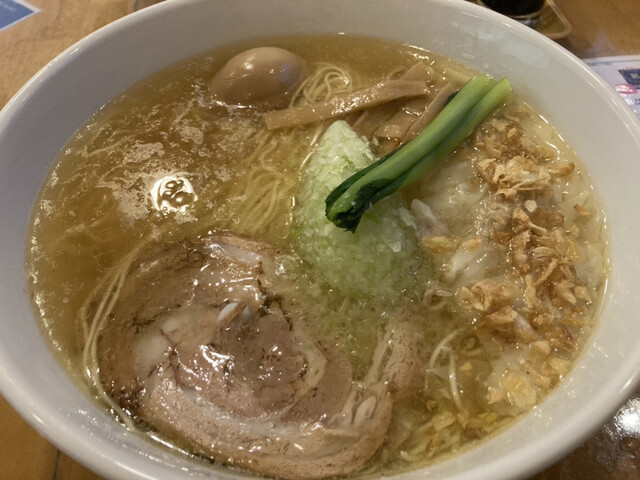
[96, 231, 423, 479]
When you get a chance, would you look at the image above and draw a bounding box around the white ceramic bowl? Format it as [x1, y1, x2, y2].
[2, 0, 640, 479]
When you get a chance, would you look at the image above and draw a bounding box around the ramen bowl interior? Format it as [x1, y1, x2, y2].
[1, 0, 640, 479]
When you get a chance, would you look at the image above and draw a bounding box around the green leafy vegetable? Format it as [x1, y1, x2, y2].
[325, 76, 512, 232]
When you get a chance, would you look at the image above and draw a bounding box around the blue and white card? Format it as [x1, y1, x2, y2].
[586, 55, 640, 121]
[0, 0, 39, 33]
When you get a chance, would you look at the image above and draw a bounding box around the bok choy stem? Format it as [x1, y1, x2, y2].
[325, 76, 512, 232]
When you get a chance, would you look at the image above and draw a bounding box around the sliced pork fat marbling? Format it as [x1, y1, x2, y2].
[96, 232, 424, 479]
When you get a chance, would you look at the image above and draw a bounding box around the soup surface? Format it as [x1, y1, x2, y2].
[27, 35, 608, 477]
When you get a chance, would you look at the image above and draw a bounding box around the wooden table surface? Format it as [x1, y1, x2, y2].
[1, 0, 640, 479]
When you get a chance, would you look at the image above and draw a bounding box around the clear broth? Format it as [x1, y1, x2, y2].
[27, 34, 608, 475]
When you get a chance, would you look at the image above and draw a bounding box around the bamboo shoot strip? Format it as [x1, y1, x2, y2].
[263, 80, 430, 129]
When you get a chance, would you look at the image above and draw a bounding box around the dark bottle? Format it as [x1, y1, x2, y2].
[482, 0, 545, 16]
